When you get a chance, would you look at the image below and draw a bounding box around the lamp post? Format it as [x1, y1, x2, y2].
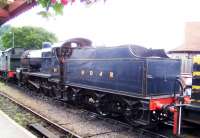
[9, 31, 14, 48]
[12, 32, 14, 48]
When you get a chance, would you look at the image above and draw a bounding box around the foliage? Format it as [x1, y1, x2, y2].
[0, 0, 7, 8]
[37, 0, 106, 16]
[0, 0, 106, 18]
[0, 25, 11, 50]
[1, 26, 57, 49]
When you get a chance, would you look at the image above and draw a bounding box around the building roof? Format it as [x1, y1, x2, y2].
[168, 44, 200, 53]
[169, 22, 200, 54]
[0, 0, 36, 25]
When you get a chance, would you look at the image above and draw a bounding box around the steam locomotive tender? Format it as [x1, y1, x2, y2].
[16, 38, 187, 134]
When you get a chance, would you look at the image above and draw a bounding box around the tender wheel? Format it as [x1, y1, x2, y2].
[96, 96, 111, 116]
[124, 102, 144, 126]
[79, 91, 98, 110]
[66, 88, 79, 105]
[96, 95, 127, 117]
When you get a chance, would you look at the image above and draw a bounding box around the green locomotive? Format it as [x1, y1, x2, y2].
[0, 48, 25, 80]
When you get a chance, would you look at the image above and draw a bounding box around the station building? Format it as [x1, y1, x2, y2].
[168, 22, 200, 74]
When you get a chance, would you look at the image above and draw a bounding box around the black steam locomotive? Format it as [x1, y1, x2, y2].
[0, 38, 191, 135]
[14, 38, 189, 134]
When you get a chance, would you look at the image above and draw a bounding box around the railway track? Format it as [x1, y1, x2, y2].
[56, 102, 169, 138]
[0, 82, 170, 138]
[0, 92, 81, 138]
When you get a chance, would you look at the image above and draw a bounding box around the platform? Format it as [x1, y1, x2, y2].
[183, 104, 200, 125]
[0, 110, 36, 138]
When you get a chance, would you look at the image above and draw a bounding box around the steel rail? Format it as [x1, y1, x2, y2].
[0, 92, 82, 138]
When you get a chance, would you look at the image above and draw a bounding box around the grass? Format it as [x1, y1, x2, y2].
[0, 95, 41, 127]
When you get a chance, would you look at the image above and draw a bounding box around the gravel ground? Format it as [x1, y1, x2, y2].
[0, 82, 139, 138]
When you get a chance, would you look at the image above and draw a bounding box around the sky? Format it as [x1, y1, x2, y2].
[5, 0, 200, 50]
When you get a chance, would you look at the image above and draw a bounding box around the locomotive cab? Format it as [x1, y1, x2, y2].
[51, 38, 92, 83]
[61, 38, 92, 58]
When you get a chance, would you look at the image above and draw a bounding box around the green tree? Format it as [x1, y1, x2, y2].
[1, 26, 57, 49]
[0, 25, 11, 50]
[37, 0, 106, 17]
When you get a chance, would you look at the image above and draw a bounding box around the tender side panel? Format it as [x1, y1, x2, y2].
[65, 59, 144, 96]
[9, 48, 25, 71]
[147, 59, 181, 96]
[10, 58, 21, 71]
